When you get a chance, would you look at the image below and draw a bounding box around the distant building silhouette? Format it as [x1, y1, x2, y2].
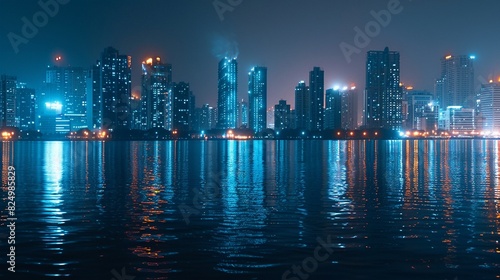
[294, 81, 309, 131]
[309, 67, 324, 131]
[173, 82, 192, 131]
[274, 100, 291, 131]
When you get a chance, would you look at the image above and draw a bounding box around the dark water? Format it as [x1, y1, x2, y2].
[0, 140, 499, 279]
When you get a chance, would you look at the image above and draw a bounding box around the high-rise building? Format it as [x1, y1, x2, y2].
[95, 47, 132, 130]
[217, 58, 238, 129]
[405, 90, 434, 130]
[141, 56, 172, 130]
[173, 82, 192, 131]
[440, 106, 475, 133]
[480, 82, 500, 133]
[0, 75, 17, 127]
[16, 83, 36, 131]
[341, 88, 359, 130]
[237, 99, 248, 128]
[198, 104, 214, 131]
[274, 100, 291, 131]
[248, 66, 267, 133]
[435, 55, 475, 108]
[324, 89, 342, 130]
[365, 47, 402, 130]
[294, 81, 309, 130]
[309, 67, 324, 131]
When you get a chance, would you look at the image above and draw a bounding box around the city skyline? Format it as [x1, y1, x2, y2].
[2, 0, 500, 109]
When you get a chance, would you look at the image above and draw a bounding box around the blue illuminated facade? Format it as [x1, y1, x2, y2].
[248, 66, 267, 133]
[217, 58, 238, 129]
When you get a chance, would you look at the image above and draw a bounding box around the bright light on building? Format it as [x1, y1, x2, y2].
[45, 101, 63, 111]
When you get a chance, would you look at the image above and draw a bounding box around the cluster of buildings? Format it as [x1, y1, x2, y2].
[1, 46, 500, 139]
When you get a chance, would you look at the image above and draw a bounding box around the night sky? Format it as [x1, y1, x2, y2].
[1, 0, 500, 108]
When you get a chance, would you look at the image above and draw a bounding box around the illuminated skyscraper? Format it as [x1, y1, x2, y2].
[274, 100, 291, 131]
[480, 82, 500, 132]
[435, 55, 475, 108]
[295, 81, 309, 130]
[237, 99, 248, 128]
[248, 66, 267, 132]
[173, 82, 192, 131]
[217, 58, 238, 129]
[324, 89, 342, 130]
[16, 82, 36, 131]
[309, 67, 324, 131]
[141, 56, 172, 130]
[0, 75, 17, 127]
[95, 47, 132, 130]
[365, 47, 402, 130]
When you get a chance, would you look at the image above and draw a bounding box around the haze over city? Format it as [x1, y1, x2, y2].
[2, 0, 500, 109]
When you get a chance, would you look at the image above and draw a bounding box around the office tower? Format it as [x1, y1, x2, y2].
[309, 67, 324, 131]
[295, 81, 309, 130]
[237, 99, 248, 128]
[42, 65, 88, 131]
[341, 88, 359, 130]
[274, 100, 290, 131]
[198, 104, 214, 131]
[267, 107, 274, 129]
[95, 47, 132, 130]
[435, 55, 475, 108]
[405, 90, 434, 130]
[141, 56, 172, 130]
[324, 89, 342, 130]
[248, 66, 267, 132]
[0, 75, 17, 127]
[441, 106, 475, 133]
[365, 47, 402, 130]
[173, 82, 191, 131]
[480, 82, 500, 132]
[89, 64, 101, 129]
[217, 57, 238, 129]
[16, 83, 36, 131]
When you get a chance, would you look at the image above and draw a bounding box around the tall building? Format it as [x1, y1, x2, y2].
[341, 87, 359, 130]
[41, 65, 88, 131]
[16, 83, 36, 131]
[309, 67, 324, 131]
[435, 55, 475, 108]
[294, 81, 309, 130]
[365, 47, 402, 130]
[441, 106, 475, 133]
[95, 47, 132, 130]
[173, 82, 191, 131]
[480, 82, 500, 132]
[237, 99, 248, 128]
[274, 100, 291, 131]
[405, 90, 434, 130]
[0, 75, 17, 127]
[141, 56, 172, 130]
[199, 104, 214, 131]
[324, 89, 342, 130]
[248, 66, 267, 132]
[217, 58, 238, 129]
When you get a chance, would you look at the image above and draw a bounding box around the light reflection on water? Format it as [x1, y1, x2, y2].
[0, 140, 499, 279]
